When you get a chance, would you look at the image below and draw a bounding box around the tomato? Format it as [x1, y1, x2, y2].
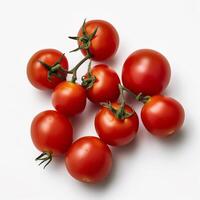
[65, 136, 112, 183]
[52, 82, 87, 116]
[77, 20, 119, 61]
[95, 102, 139, 146]
[141, 96, 185, 137]
[82, 64, 120, 103]
[27, 49, 68, 90]
[31, 110, 73, 157]
[122, 49, 171, 96]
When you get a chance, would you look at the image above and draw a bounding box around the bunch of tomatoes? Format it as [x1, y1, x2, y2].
[27, 19, 185, 183]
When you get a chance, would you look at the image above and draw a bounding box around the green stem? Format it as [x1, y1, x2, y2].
[120, 85, 151, 104]
[101, 84, 133, 120]
[81, 61, 96, 89]
[116, 84, 126, 118]
[67, 19, 100, 83]
[68, 53, 91, 83]
[100, 102, 116, 113]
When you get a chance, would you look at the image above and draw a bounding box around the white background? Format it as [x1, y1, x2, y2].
[0, 0, 200, 199]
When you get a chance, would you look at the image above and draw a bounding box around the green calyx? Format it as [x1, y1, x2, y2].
[135, 92, 151, 103]
[38, 53, 66, 81]
[81, 61, 96, 89]
[69, 19, 98, 55]
[101, 84, 134, 120]
[66, 19, 99, 83]
[100, 84, 151, 119]
[101, 102, 133, 120]
[121, 85, 151, 104]
[35, 151, 52, 169]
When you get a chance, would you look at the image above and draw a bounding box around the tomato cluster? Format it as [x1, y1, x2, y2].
[27, 19, 185, 183]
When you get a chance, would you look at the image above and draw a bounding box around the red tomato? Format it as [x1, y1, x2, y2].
[141, 96, 185, 137]
[78, 20, 119, 61]
[122, 49, 171, 96]
[65, 136, 112, 183]
[27, 49, 68, 90]
[95, 102, 139, 146]
[82, 64, 120, 103]
[31, 110, 73, 155]
[52, 82, 87, 116]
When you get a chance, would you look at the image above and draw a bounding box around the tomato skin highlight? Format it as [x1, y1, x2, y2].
[141, 96, 185, 137]
[27, 49, 68, 90]
[65, 136, 112, 183]
[84, 64, 120, 103]
[122, 49, 171, 96]
[31, 110, 73, 155]
[78, 20, 119, 61]
[52, 82, 87, 116]
[95, 103, 139, 146]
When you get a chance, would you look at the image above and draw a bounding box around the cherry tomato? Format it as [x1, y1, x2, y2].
[78, 20, 119, 61]
[141, 96, 185, 137]
[122, 49, 171, 96]
[65, 136, 112, 183]
[27, 49, 68, 90]
[31, 110, 73, 155]
[52, 82, 87, 116]
[95, 102, 139, 146]
[82, 64, 120, 103]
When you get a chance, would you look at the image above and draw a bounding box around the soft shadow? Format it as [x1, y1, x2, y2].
[70, 101, 100, 139]
[162, 87, 174, 96]
[124, 92, 140, 109]
[53, 156, 65, 165]
[112, 137, 140, 159]
[104, 55, 120, 68]
[161, 75, 183, 98]
[49, 156, 65, 170]
[32, 88, 52, 101]
[157, 126, 188, 146]
[78, 138, 140, 190]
